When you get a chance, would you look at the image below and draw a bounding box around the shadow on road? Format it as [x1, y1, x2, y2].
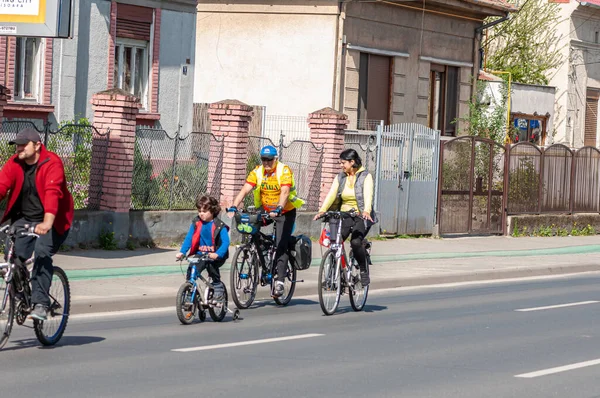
[246, 298, 318, 309]
[59, 248, 173, 260]
[2, 335, 106, 352]
[336, 304, 388, 315]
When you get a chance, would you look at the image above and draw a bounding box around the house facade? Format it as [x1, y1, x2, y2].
[195, 0, 514, 135]
[551, 0, 600, 147]
[0, 0, 196, 134]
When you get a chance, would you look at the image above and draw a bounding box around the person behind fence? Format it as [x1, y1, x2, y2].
[176, 195, 230, 299]
[0, 127, 74, 321]
[313, 148, 376, 286]
[227, 145, 304, 297]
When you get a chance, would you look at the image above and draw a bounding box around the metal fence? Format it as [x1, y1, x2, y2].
[263, 115, 310, 144]
[507, 143, 600, 214]
[1, 120, 109, 210]
[247, 133, 323, 211]
[131, 127, 224, 210]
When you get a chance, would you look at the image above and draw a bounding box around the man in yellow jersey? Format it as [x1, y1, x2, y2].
[228, 145, 304, 297]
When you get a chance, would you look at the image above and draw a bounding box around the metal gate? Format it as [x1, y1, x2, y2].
[345, 123, 440, 235]
[377, 123, 440, 235]
[438, 137, 507, 235]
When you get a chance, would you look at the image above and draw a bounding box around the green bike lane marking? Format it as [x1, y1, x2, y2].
[64, 244, 600, 281]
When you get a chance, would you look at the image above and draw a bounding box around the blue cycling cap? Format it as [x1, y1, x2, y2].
[260, 145, 278, 159]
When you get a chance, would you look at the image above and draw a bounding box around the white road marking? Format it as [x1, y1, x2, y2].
[172, 333, 324, 352]
[515, 301, 599, 312]
[515, 358, 600, 378]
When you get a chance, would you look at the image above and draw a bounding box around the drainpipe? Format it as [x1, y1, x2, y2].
[475, 13, 511, 71]
[471, 14, 511, 134]
[333, 1, 347, 112]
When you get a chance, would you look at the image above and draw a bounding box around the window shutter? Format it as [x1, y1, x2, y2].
[585, 90, 599, 147]
[366, 54, 390, 124]
[116, 4, 153, 41]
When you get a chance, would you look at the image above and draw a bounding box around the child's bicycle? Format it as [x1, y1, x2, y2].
[176, 254, 240, 324]
[0, 223, 70, 349]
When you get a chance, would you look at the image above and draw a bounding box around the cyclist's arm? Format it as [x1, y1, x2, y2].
[277, 166, 292, 208]
[42, 159, 66, 217]
[318, 176, 340, 213]
[363, 173, 374, 214]
[277, 185, 290, 209]
[214, 228, 230, 259]
[179, 223, 195, 255]
[0, 158, 16, 199]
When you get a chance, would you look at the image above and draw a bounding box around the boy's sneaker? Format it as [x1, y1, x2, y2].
[360, 271, 370, 287]
[273, 281, 285, 297]
[29, 304, 48, 321]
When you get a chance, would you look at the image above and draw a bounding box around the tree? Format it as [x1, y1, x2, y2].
[484, 0, 563, 85]
[458, 80, 510, 144]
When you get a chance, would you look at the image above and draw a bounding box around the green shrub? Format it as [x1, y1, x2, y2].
[47, 118, 93, 210]
[99, 229, 118, 250]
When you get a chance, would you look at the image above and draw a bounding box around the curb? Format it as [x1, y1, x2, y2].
[69, 263, 600, 315]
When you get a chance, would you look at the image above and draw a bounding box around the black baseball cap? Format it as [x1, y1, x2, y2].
[9, 127, 42, 145]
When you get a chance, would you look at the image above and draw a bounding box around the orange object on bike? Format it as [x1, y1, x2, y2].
[319, 228, 331, 248]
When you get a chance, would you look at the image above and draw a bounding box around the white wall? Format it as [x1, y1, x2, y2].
[194, 3, 339, 116]
[484, 81, 555, 142]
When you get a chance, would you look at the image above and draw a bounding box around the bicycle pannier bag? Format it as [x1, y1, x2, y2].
[289, 234, 312, 271]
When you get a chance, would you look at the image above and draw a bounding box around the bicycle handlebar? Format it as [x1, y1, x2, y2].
[315, 209, 360, 221]
[0, 224, 40, 238]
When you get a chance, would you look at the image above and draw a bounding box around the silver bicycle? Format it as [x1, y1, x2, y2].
[316, 210, 370, 315]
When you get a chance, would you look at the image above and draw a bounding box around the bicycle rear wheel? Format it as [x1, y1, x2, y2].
[34, 266, 70, 346]
[349, 260, 369, 312]
[273, 261, 296, 306]
[0, 282, 14, 350]
[230, 246, 258, 309]
[318, 250, 341, 315]
[176, 282, 197, 325]
[209, 284, 227, 322]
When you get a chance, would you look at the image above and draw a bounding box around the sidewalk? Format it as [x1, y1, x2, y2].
[55, 235, 600, 314]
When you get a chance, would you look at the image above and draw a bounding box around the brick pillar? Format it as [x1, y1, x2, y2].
[309, 107, 349, 204]
[90, 88, 141, 212]
[208, 100, 253, 207]
[0, 86, 9, 132]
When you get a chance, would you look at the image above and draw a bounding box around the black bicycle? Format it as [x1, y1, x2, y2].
[0, 224, 70, 348]
[228, 209, 298, 309]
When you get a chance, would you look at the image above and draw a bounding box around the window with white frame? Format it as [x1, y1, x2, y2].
[114, 38, 149, 109]
[14, 37, 44, 102]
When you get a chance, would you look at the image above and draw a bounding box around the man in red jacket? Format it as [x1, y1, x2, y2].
[0, 128, 74, 321]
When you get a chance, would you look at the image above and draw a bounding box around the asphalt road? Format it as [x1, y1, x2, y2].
[3, 273, 600, 398]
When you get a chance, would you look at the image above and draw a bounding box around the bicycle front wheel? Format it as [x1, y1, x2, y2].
[230, 246, 259, 309]
[318, 250, 341, 315]
[0, 282, 15, 350]
[176, 282, 196, 325]
[34, 266, 70, 346]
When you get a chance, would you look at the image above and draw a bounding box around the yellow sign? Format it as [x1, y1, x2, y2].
[0, 0, 46, 24]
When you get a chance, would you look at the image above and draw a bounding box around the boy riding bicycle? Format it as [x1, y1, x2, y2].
[176, 195, 230, 298]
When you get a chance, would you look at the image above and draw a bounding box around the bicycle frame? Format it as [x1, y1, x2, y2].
[327, 212, 357, 290]
[186, 258, 222, 308]
[0, 226, 37, 318]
